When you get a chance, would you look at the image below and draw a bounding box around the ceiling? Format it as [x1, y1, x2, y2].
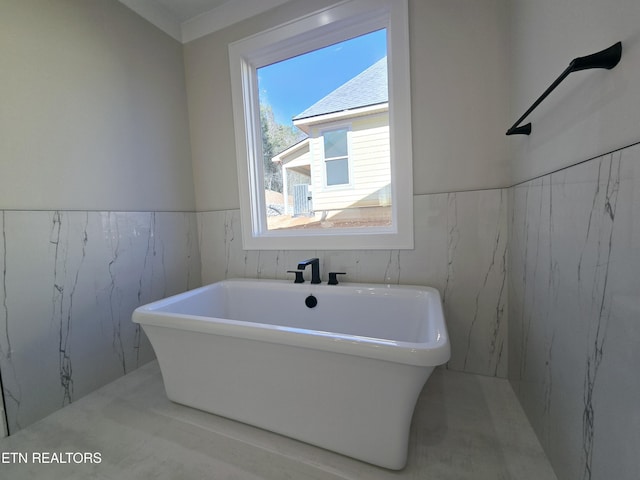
[151, 0, 232, 23]
[118, 0, 292, 43]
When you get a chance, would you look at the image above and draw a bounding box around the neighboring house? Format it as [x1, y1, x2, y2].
[271, 57, 391, 218]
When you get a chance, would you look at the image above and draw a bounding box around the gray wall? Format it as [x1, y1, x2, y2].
[0, 0, 195, 211]
[509, 0, 640, 184]
[0, 0, 200, 435]
[508, 1, 640, 479]
[184, 0, 512, 212]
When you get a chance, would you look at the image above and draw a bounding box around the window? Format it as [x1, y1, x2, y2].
[323, 128, 350, 187]
[229, 0, 413, 250]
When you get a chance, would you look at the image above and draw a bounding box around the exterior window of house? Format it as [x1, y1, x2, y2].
[324, 128, 350, 186]
[229, 0, 413, 250]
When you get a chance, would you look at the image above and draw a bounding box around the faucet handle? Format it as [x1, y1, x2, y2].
[328, 272, 346, 285]
[287, 270, 305, 283]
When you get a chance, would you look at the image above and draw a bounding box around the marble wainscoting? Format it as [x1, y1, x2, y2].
[0, 211, 201, 435]
[198, 190, 508, 378]
[508, 145, 640, 480]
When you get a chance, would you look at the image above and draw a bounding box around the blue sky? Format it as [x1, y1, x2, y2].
[257, 29, 387, 126]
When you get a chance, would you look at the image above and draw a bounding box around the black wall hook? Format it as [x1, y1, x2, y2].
[506, 42, 622, 136]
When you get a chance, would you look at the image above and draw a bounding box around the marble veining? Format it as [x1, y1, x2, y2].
[106, 212, 127, 375]
[462, 190, 507, 374]
[0, 210, 201, 434]
[443, 192, 460, 306]
[509, 145, 639, 480]
[580, 155, 620, 480]
[0, 211, 23, 432]
[1, 212, 9, 358]
[49, 211, 89, 406]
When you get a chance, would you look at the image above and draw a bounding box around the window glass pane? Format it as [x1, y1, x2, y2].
[326, 158, 349, 186]
[255, 28, 393, 232]
[324, 129, 348, 158]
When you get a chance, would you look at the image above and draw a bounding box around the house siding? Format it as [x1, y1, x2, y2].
[310, 112, 391, 212]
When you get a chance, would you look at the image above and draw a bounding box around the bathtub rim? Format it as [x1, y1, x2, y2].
[133, 278, 451, 367]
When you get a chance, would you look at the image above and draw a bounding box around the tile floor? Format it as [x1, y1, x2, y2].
[0, 361, 557, 479]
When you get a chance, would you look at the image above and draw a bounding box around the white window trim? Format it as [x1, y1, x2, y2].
[320, 125, 353, 190]
[229, 0, 413, 250]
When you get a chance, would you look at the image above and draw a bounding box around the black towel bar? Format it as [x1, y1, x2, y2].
[506, 42, 622, 136]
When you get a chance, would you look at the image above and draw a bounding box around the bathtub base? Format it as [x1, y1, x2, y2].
[144, 324, 432, 470]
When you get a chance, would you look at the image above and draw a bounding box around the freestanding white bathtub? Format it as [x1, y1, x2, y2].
[132, 278, 450, 470]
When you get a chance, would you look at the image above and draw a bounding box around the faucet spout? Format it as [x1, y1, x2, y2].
[297, 258, 321, 284]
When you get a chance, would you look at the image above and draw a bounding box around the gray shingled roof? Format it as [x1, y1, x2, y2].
[293, 57, 388, 121]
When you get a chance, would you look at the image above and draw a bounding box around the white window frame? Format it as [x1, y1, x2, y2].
[321, 125, 352, 190]
[228, 0, 413, 250]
